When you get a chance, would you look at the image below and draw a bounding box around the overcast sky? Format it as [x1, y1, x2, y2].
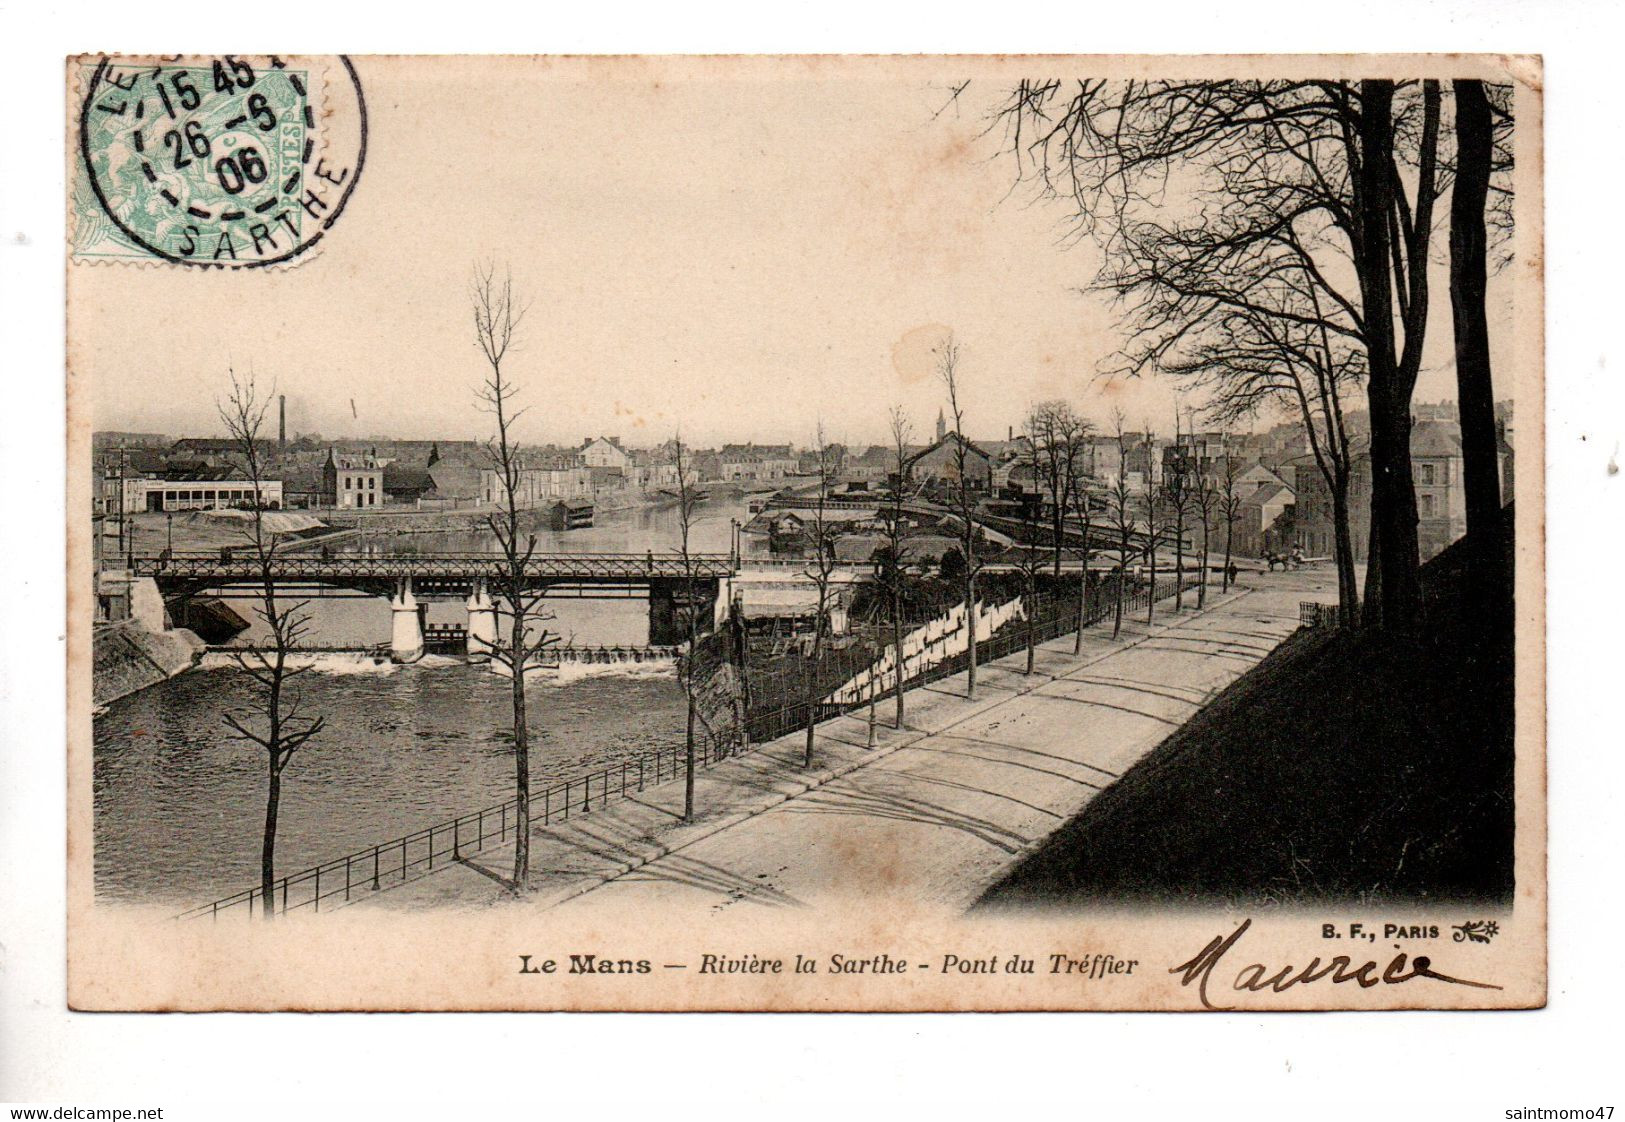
[76, 58, 1519, 450]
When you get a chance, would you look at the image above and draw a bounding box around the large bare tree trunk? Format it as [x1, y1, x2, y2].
[261, 746, 279, 918]
[1363, 510, 1384, 629]
[1355, 80, 1422, 634]
[1222, 515, 1233, 594]
[893, 581, 906, 729]
[1146, 543, 1157, 626]
[510, 610, 530, 883]
[1173, 509, 1185, 612]
[1450, 78, 1503, 567]
[1074, 510, 1091, 654]
[684, 701, 696, 820]
[1332, 484, 1359, 627]
[1197, 508, 1209, 609]
[965, 569, 979, 699]
[1113, 550, 1126, 639]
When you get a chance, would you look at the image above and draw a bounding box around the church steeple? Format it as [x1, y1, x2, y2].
[936, 408, 946, 443]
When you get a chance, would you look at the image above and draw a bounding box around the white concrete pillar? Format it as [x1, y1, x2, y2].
[390, 577, 423, 664]
[465, 578, 497, 663]
[713, 577, 734, 630]
[130, 576, 168, 632]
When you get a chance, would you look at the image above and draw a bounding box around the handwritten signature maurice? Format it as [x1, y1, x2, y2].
[1171, 919, 1503, 1010]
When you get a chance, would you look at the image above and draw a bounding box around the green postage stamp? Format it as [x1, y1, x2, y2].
[71, 55, 367, 267]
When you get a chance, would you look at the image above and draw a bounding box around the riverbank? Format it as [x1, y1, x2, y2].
[350, 569, 1324, 915]
[92, 620, 205, 709]
[322, 484, 706, 534]
[93, 656, 694, 906]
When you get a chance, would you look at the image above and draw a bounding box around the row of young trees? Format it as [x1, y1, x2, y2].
[931, 335, 1264, 697]
[1023, 401, 1252, 642]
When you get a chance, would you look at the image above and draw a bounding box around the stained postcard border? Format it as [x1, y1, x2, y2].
[64, 51, 1545, 1012]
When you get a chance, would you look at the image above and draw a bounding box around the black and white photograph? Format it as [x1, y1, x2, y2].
[60, 53, 1542, 1015]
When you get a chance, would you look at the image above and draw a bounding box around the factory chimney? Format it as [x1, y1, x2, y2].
[278, 394, 287, 450]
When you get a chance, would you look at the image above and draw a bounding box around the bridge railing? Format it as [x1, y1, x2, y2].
[134, 551, 741, 579]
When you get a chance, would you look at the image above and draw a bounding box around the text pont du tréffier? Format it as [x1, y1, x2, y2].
[518, 953, 1138, 977]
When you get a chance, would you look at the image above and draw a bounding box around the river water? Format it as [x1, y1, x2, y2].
[93, 496, 759, 907]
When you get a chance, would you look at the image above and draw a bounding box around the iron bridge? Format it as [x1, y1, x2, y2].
[132, 551, 742, 600]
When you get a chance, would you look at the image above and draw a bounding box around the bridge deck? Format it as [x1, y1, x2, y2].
[133, 552, 740, 582]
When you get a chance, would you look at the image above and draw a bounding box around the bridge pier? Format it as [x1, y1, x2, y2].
[465, 578, 497, 663]
[390, 577, 424, 664]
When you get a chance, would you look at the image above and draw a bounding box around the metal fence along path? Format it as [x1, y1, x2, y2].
[177, 738, 739, 922]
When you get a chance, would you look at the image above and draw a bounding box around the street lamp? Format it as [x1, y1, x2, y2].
[166, 511, 174, 557]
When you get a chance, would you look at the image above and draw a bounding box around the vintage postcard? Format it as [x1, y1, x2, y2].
[67, 53, 1544, 1011]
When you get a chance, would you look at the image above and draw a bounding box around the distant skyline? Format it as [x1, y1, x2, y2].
[94, 388, 1508, 454]
[79, 58, 1515, 450]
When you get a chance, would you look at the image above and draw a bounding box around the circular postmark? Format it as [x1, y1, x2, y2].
[75, 55, 368, 268]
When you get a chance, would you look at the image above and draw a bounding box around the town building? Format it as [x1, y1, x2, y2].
[426, 460, 482, 504]
[903, 433, 993, 491]
[1082, 432, 1162, 490]
[479, 462, 594, 507]
[1168, 430, 1234, 484]
[322, 449, 384, 508]
[1232, 481, 1297, 559]
[382, 464, 438, 505]
[111, 477, 283, 513]
[845, 444, 898, 482]
[720, 443, 799, 482]
[1411, 422, 1468, 560]
[580, 437, 633, 472]
[797, 443, 847, 477]
[1280, 416, 1506, 565]
[630, 448, 681, 492]
[168, 436, 270, 467]
[1235, 461, 1289, 495]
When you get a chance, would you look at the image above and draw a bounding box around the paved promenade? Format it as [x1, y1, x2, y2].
[358, 570, 1331, 916]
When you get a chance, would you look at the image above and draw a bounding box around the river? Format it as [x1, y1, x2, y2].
[93, 495, 759, 908]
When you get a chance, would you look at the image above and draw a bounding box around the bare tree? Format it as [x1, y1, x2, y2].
[218, 369, 324, 921]
[1192, 424, 1218, 609]
[988, 78, 1485, 634]
[673, 432, 701, 821]
[1017, 439, 1046, 675]
[938, 335, 982, 699]
[884, 406, 913, 729]
[1219, 444, 1244, 594]
[1163, 414, 1196, 613]
[802, 423, 837, 768]
[1162, 291, 1364, 625]
[1106, 409, 1137, 640]
[1449, 77, 1508, 620]
[1068, 435, 1098, 654]
[471, 262, 557, 891]
[1139, 427, 1170, 627]
[1026, 400, 1087, 576]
